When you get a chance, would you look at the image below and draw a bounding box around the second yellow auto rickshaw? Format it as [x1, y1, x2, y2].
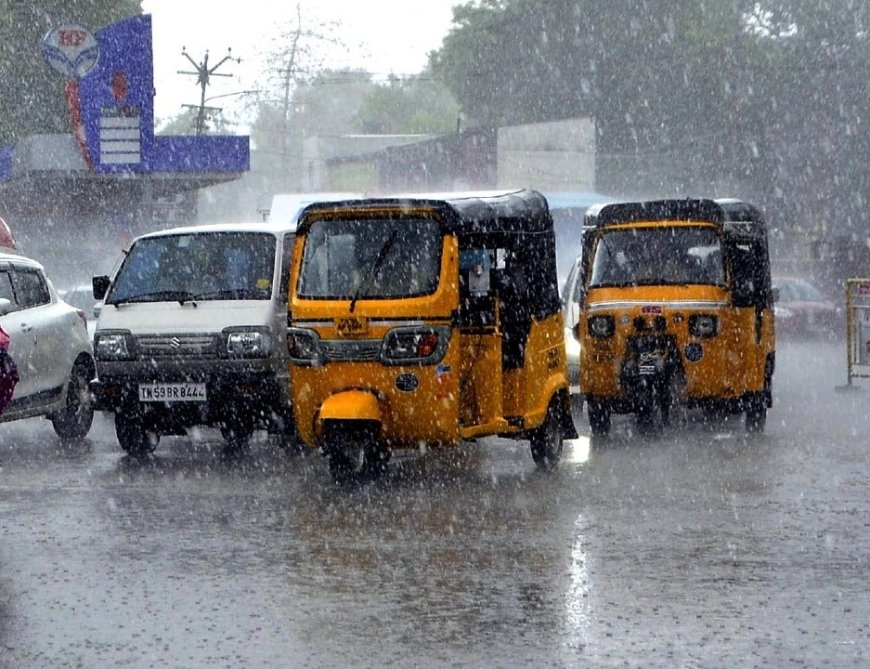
[286, 189, 577, 481]
[575, 198, 776, 436]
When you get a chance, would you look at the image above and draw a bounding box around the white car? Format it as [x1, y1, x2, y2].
[561, 254, 583, 402]
[0, 250, 96, 439]
[60, 283, 101, 340]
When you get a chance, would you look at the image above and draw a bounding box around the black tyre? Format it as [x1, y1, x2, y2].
[634, 381, 659, 435]
[587, 399, 611, 437]
[323, 422, 385, 483]
[220, 412, 254, 452]
[51, 362, 95, 441]
[745, 399, 767, 434]
[115, 409, 159, 457]
[275, 411, 308, 455]
[530, 401, 564, 472]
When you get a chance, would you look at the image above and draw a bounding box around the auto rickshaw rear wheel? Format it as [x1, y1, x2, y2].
[745, 397, 767, 434]
[530, 400, 564, 472]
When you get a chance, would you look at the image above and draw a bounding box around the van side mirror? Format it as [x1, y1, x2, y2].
[92, 275, 110, 300]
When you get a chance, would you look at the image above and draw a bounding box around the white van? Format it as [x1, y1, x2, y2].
[91, 218, 302, 457]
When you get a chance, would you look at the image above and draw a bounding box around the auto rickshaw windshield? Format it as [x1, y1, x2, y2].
[589, 225, 724, 287]
[297, 217, 443, 299]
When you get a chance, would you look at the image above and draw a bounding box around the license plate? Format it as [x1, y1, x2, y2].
[139, 382, 207, 402]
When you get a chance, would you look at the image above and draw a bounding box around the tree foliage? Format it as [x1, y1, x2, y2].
[0, 0, 142, 144]
[250, 68, 461, 192]
[430, 0, 868, 233]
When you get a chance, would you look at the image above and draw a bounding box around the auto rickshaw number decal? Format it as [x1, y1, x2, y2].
[336, 316, 368, 337]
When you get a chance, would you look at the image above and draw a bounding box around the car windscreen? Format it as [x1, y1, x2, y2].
[296, 217, 442, 299]
[589, 226, 725, 287]
[106, 231, 276, 304]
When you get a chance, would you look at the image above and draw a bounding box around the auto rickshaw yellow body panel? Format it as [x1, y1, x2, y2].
[575, 198, 775, 435]
[286, 190, 576, 478]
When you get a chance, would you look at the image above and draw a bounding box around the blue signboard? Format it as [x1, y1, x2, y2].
[71, 15, 248, 175]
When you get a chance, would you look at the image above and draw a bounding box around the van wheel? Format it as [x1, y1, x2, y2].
[51, 362, 95, 441]
[220, 414, 254, 452]
[323, 422, 385, 483]
[116, 409, 159, 457]
[530, 401, 564, 472]
[587, 400, 611, 437]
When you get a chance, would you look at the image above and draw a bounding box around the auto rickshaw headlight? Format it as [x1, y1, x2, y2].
[381, 326, 449, 364]
[286, 327, 322, 365]
[588, 315, 615, 338]
[689, 314, 719, 338]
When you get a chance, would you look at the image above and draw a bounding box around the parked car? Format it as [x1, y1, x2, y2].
[560, 253, 583, 402]
[0, 250, 96, 438]
[60, 283, 100, 340]
[773, 276, 842, 338]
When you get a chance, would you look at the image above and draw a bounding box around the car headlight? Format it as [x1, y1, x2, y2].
[381, 326, 449, 364]
[587, 314, 615, 338]
[287, 327, 322, 365]
[94, 330, 135, 361]
[224, 327, 272, 358]
[688, 314, 719, 338]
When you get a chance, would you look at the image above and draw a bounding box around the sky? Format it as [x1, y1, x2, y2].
[139, 0, 458, 128]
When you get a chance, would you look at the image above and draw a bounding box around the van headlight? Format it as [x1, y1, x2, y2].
[287, 327, 322, 365]
[688, 314, 719, 338]
[94, 330, 135, 361]
[381, 326, 449, 364]
[223, 327, 272, 358]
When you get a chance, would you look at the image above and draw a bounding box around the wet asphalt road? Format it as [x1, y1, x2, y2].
[0, 338, 868, 668]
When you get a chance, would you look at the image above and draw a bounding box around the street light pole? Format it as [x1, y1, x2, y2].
[178, 47, 241, 135]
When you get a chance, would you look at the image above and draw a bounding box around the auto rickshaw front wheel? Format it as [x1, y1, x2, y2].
[530, 400, 565, 472]
[745, 396, 767, 434]
[322, 421, 389, 483]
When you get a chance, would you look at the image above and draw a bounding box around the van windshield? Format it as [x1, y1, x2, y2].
[297, 218, 442, 299]
[107, 231, 276, 304]
[589, 226, 724, 287]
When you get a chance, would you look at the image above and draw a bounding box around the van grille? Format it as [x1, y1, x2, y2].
[136, 334, 218, 358]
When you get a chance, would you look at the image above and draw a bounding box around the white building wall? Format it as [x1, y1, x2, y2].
[497, 118, 596, 191]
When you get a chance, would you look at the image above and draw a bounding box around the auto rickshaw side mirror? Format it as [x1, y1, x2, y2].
[572, 321, 581, 341]
[92, 275, 110, 300]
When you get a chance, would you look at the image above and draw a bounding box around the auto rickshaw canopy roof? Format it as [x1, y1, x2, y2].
[297, 188, 562, 320]
[584, 197, 767, 240]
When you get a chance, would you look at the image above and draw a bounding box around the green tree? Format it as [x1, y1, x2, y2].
[355, 74, 460, 134]
[0, 1, 142, 144]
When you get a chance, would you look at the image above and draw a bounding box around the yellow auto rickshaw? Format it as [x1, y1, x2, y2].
[575, 198, 775, 436]
[286, 189, 577, 481]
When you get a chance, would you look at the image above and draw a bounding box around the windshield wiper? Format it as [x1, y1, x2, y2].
[109, 290, 198, 306]
[191, 288, 262, 300]
[350, 229, 398, 313]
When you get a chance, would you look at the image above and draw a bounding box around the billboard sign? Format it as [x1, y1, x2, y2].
[42, 25, 100, 78]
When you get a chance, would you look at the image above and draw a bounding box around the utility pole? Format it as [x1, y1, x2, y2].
[178, 47, 240, 135]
